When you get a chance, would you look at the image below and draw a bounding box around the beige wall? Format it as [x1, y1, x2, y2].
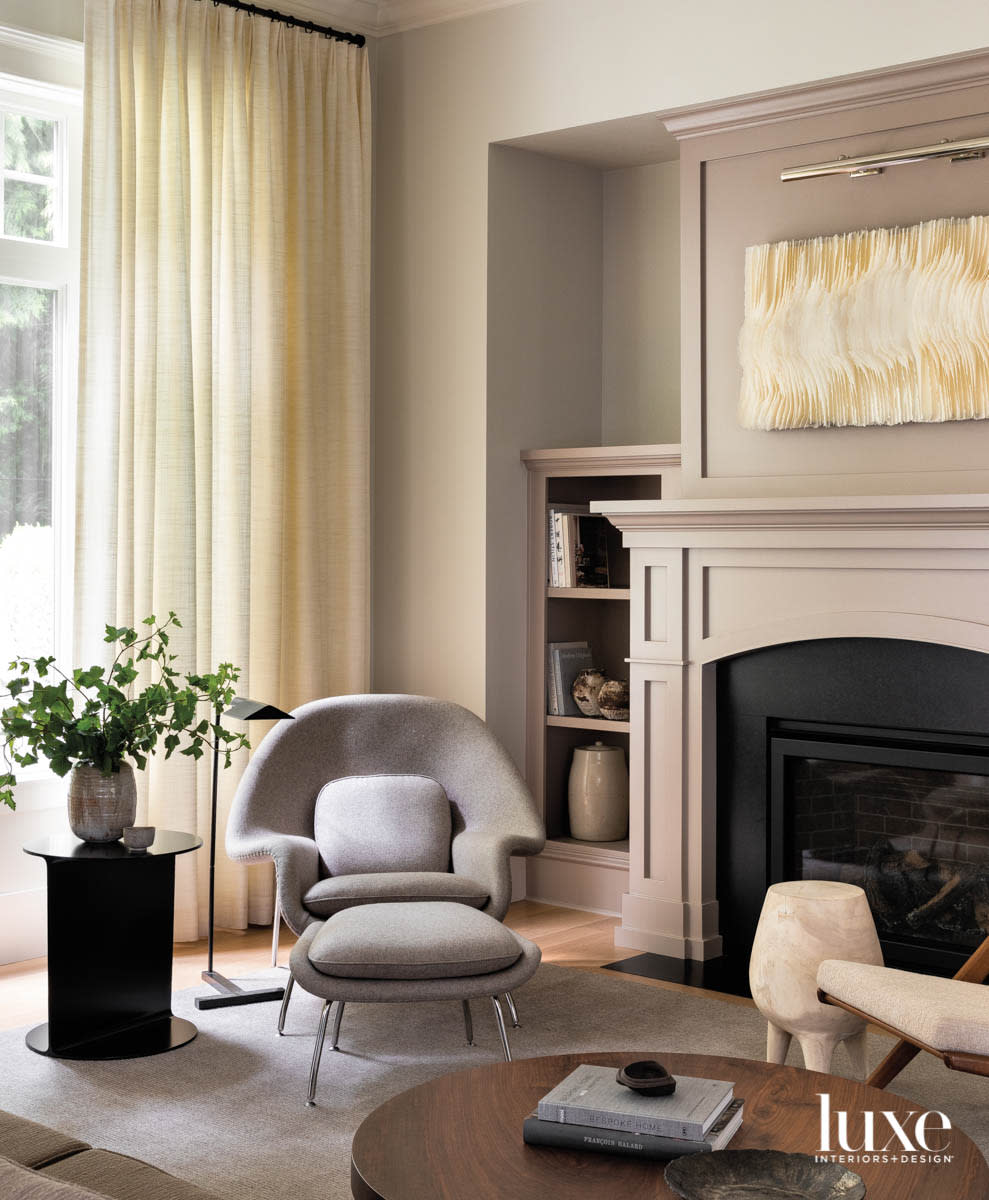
[602, 160, 680, 447]
[372, 0, 989, 724]
[485, 145, 603, 762]
[0, 0, 81, 39]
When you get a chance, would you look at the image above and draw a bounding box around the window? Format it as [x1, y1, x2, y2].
[2, 109, 62, 243]
[0, 72, 80, 675]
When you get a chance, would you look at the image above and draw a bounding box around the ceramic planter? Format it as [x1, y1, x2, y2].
[67, 762, 138, 843]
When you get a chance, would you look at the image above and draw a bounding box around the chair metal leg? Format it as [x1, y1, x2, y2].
[329, 1000, 345, 1050]
[271, 895, 281, 968]
[504, 991, 520, 1028]
[462, 999, 474, 1045]
[305, 1000, 333, 1107]
[491, 995, 512, 1062]
[277, 973, 295, 1035]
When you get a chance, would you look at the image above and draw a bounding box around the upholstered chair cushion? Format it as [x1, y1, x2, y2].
[307, 901, 522, 980]
[0, 1157, 104, 1200]
[303, 871, 487, 917]
[42, 1149, 220, 1200]
[818, 959, 989, 1055]
[0, 1111, 89, 1170]
[313, 774, 451, 876]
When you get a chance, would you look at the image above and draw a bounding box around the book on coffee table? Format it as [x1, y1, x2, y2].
[537, 1064, 734, 1140]
[523, 1097, 744, 1161]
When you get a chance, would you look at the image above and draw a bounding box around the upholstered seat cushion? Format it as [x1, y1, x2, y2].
[307, 901, 522, 980]
[41, 1150, 218, 1200]
[818, 959, 989, 1056]
[313, 774, 451, 876]
[0, 1157, 105, 1200]
[0, 1111, 89, 1170]
[303, 871, 487, 916]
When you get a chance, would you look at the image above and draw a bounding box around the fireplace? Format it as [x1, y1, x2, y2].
[771, 730, 989, 969]
[717, 638, 989, 982]
[592, 491, 989, 969]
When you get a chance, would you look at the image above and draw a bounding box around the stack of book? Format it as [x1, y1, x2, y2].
[523, 1063, 743, 1162]
[546, 641, 593, 717]
[547, 506, 610, 589]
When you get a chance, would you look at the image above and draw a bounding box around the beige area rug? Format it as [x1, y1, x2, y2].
[1, 964, 987, 1199]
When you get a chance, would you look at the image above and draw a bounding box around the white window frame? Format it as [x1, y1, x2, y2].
[0, 68, 81, 801]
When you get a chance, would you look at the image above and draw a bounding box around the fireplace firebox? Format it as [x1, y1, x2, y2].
[717, 638, 989, 984]
[771, 730, 989, 969]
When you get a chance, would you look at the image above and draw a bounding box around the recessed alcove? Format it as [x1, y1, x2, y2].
[484, 106, 685, 886]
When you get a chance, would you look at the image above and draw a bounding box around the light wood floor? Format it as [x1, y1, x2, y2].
[0, 900, 754, 1031]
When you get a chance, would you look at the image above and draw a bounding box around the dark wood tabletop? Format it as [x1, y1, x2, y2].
[350, 1050, 989, 1199]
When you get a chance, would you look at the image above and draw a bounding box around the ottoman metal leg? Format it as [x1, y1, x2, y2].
[306, 1000, 333, 1107]
[277, 974, 295, 1035]
[491, 995, 512, 1062]
[462, 1000, 474, 1045]
[329, 1000, 345, 1050]
[504, 991, 520, 1028]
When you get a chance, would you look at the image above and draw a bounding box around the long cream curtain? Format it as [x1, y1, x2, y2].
[76, 0, 371, 939]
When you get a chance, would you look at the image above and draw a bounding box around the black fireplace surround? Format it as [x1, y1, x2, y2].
[717, 638, 989, 982]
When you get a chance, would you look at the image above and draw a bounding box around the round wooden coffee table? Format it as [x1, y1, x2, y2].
[351, 1051, 989, 1199]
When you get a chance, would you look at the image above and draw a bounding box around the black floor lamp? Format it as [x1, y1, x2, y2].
[196, 696, 293, 1011]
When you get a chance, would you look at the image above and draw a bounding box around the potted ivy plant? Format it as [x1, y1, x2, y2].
[0, 612, 249, 842]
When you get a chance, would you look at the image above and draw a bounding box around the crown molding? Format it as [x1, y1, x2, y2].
[374, 0, 530, 36]
[271, 0, 380, 35]
[0, 24, 83, 65]
[664, 45, 989, 140]
[287, 0, 532, 37]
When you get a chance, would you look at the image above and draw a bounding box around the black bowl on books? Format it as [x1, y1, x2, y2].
[664, 1150, 866, 1199]
[615, 1059, 676, 1097]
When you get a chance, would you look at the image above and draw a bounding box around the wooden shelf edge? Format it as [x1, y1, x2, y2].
[546, 715, 631, 732]
[546, 587, 631, 600]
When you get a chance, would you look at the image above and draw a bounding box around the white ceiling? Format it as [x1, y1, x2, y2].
[275, 0, 532, 38]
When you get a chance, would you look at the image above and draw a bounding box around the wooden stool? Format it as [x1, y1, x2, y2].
[749, 880, 882, 1076]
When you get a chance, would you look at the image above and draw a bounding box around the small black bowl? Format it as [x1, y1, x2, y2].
[616, 1059, 676, 1097]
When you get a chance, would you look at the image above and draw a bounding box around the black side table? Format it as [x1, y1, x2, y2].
[23, 829, 202, 1060]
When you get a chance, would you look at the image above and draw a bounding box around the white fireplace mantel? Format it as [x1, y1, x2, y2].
[591, 493, 989, 960]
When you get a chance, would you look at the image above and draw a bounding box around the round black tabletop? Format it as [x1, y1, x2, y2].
[23, 829, 202, 861]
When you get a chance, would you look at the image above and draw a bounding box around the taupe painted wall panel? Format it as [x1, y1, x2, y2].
[687, 85, 989, 496]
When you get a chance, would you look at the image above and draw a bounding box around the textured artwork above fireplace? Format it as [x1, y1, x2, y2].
[738, 215, 989, 432]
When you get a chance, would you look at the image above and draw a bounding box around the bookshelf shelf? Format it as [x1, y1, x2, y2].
[547, 587, 630, 600]
[523, 445, 681, 887]
[546, 715, 631, 732]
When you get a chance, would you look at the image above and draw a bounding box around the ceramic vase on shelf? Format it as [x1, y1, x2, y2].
[67, 761, 138, 843]
[568, 741, 629, 841]
[572, 667, 607, 717]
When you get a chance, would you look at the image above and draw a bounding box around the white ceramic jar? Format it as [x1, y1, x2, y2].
[568, 741, 629, 841]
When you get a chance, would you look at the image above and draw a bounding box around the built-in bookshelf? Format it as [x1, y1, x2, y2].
[522, 446, 681, 899]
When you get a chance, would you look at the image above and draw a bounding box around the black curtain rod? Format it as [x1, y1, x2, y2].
[199, 0, 366, 46]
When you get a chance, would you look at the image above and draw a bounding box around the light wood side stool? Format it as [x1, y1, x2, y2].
[749, 880, 882, 1076]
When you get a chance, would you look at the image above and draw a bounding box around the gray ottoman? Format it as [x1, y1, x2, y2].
[283, 901, 541, 1105]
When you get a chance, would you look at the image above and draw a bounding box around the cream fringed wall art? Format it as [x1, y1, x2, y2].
[738, 215, 989, 430]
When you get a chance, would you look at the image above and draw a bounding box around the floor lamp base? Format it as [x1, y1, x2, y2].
[194, 970, 286, 1010]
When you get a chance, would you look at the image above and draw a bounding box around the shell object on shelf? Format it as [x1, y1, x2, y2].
[597, 678, 629, 721]
[571, 667, 607, 717]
